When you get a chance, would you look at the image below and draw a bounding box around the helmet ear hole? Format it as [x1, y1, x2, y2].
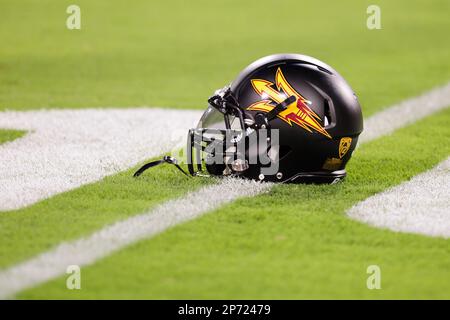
[323, 99, 333, 128]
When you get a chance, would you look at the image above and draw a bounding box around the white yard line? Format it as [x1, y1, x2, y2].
[0, 178, 271, 299]
[0, 82, 449, 298]
[347, 157, 450, 238]
[359, 82, 450, 143]
[349, 82, 450, 236]
[0, 108, 201, 211]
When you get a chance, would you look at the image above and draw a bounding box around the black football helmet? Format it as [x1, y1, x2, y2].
[134, 54, 363, 183]
[186, 54, 363, 183]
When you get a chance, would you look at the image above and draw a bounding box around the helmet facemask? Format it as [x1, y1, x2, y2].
[187, 86, 291, 180]
[187, 87, 251, 177]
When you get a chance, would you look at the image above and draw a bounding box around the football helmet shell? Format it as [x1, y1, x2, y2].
[188, 53, 364, 183]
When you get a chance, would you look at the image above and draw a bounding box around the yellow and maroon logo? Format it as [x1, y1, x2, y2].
[247, 68, 331, 139]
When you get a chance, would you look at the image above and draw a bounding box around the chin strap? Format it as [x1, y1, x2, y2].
[133, 156, 190, 178]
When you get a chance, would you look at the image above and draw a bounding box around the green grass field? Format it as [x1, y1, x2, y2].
[1, 0, 449, 299]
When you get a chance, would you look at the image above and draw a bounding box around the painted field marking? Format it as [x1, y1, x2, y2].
[360, 82, 450, 143]
[0, 108, 201, 211]
[347, 157, 450, 238]
[0, 178, 271, 299]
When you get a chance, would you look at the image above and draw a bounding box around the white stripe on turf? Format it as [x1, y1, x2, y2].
[0, 108, 201, 211]
[347, 157, 450, 238]
[0, 82, 449, 298]
[360, 82, 450, 143]
[0, 178, 271, 299]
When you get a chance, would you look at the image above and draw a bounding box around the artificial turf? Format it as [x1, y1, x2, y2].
[18, 108, 450, 299]
[0, 0, 449, 299]
[0, 0, 449, 116]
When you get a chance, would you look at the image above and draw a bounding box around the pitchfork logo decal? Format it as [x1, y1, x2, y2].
[247, 68, 331, 139]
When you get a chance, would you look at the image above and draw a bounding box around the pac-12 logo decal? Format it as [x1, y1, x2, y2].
[339, 137, 352, 158]
[247, 67, 331, 139]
